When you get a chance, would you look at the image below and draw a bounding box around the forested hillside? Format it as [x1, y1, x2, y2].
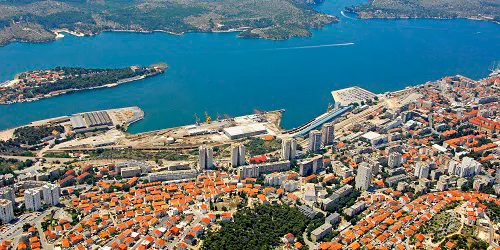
[0, 0, 338, 45]
[346, 0, 500, 21]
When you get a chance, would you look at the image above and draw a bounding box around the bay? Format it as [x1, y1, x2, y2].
[0, 0, 498, 133]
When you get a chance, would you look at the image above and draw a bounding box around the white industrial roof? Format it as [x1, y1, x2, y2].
[223, 123, 267, 136]
[362, 131, 382, 140]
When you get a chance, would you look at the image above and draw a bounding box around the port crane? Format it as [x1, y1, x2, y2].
[224, 114, 236, 125]
[205, 111, 212, 124]
[194, 113, 201, 125]
[327, 103, 333, 112]
[489, 61, 500, 76]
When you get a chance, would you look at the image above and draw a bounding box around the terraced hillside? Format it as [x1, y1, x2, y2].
[0, 0, 338, 45]
[346, 0, 500, 22]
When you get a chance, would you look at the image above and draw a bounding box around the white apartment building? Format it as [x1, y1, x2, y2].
[24, 189, 42, 211]
[0, 199, 14, 223]
[43, 183, 61, 206]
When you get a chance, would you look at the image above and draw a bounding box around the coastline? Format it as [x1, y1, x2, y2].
[345, 9, 500, 24]
[0, 66, 167, 105]
[2, 13, 495, 48]
[357, 16, 500, 25]
[0, 16, 337, 47]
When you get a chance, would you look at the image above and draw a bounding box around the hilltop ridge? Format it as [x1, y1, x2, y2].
[346, 0, 500, 23]
[0, 0, 338, 46]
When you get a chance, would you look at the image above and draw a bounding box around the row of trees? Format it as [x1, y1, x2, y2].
[13, 125, 64, 145]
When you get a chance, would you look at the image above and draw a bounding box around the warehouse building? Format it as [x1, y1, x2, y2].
[70, 110, 113, 132]
[223, 123, 268, 140]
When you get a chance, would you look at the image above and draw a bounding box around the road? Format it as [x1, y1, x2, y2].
[0, 208, 58, 249]
[0, 154, 70, 164]
[303, 231, 316, 249]
[34, 208, 60, 250]
[485, 214, 499, 248]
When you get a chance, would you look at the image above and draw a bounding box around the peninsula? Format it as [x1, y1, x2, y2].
[0, 63, 167, 104]
[0, 0, 337, 46]
[346, 0, 500, 23]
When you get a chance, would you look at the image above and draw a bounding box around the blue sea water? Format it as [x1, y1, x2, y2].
[0, 0, 498, 133]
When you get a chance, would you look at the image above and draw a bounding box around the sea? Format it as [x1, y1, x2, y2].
[0, 0, 498, 133]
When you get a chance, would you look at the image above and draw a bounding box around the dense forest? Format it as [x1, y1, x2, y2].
[485, 201, 500, 223]
[202, 205, 309, 249]
[13, 125, 64, 145]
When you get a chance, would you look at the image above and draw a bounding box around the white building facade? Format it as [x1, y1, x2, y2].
[24, 189, 42, 211]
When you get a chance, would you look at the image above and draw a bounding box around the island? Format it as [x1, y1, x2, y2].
[0, 0, 338, 46]
[0, 63, 167, 104]
[346, 0, 500, 23]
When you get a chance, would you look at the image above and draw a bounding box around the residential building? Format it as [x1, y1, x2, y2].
[298, 155, 322, 177]
[24, 189, 42, 211]
[116, 160, 151, 174]
[344, 201, 367, 217]
[496, 167, 500, 184]
[281, 138, 297, 161]
[321, 122, 335, 146]
[414, 162, 430, 179]
[0, 187, 15, 203]
[237, 161, 290, 179]
[388, 152, 402, 168]
[322, 185, 353, 210]
[449, 157, 481, 178]
[325, 213, 340, 225]
[311, 223, 332, 242]
[355, 163, 372, 190]
[42, 183, 60, 206]
[0, 199, 14, 223]
[120, 166, 142, 178]
[199, 145, 214, 170]
[308, 130, 322, 152]
[148, 170, 198, 182]
[230, 144, 246, 167]
[303, 183, 316, 202]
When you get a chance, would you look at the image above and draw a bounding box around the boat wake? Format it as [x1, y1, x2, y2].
[341, 11, 357, 20]
[264, 43, 355, 51]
